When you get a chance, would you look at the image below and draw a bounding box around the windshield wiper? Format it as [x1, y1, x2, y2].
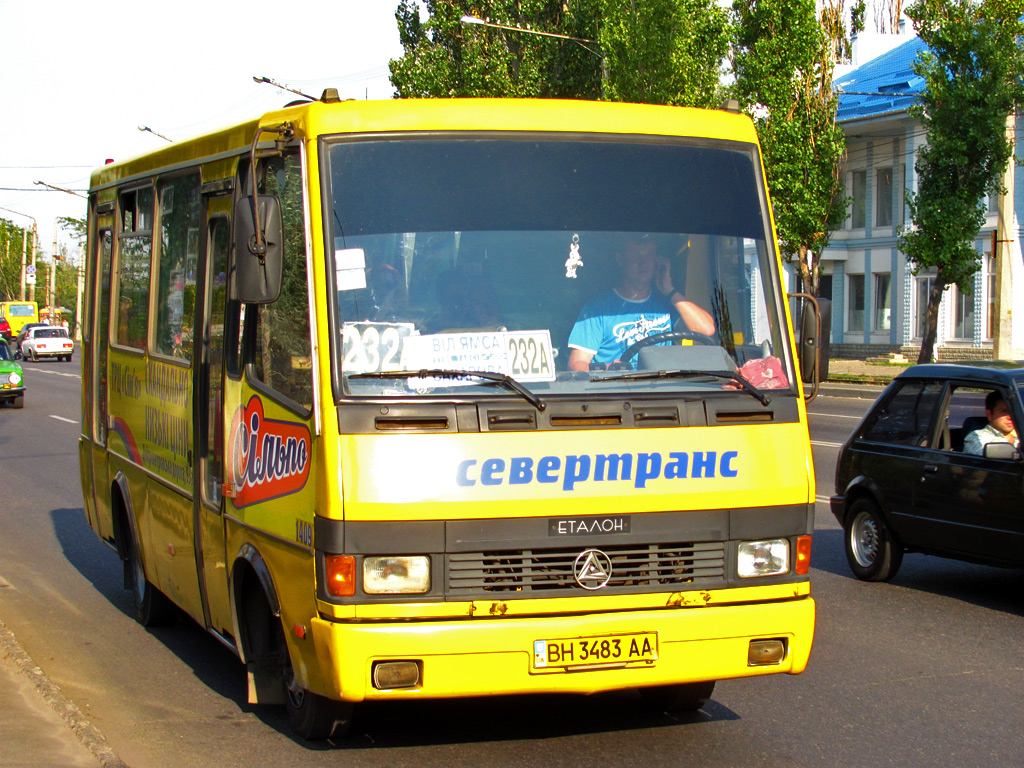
[349, 369, 546, 411]
[590, 369, 772, 406]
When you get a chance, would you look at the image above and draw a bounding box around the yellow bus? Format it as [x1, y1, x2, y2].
[0, 300, 39, 336]
[79, 96, 818, 740]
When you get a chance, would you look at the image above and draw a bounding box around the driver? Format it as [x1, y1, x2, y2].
[567, 234, 715, 371]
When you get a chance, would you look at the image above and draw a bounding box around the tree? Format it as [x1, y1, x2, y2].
[389, 1, 602, 99]
[600, 0, 731, 108]
[389, 1, 730, 108]
[0, 219, 29, 301]
[899, 0, 1024, 363]
[58, 216, 86, 252]
[732, 0, 849, 297]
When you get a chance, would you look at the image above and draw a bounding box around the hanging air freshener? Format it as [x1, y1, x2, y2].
[565, 233, 583, 278]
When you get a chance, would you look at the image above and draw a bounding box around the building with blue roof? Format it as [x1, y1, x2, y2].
[820, 33, 1023, 360]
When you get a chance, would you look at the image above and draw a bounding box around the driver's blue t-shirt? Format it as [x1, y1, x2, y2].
[567, 289, 673, 367]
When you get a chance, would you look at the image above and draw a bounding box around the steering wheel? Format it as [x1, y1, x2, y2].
[620, 330, 716, 364]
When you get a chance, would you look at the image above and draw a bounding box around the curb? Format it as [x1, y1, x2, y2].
[0, 619, 128, 768]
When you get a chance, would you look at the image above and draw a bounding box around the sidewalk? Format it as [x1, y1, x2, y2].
[0, 620, 125, 768]
[825, 357, 909, 386]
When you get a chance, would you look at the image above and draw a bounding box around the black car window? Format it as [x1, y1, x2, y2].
[860, 380, 943, 447]
[935, 385, 992, 452]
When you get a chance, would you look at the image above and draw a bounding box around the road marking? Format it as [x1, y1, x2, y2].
[815, 495, 832, 503]
[49, 415, 78, 424]
[807, 412, 862, 419]
[811, 440, 844, 448]
[21, 366, 80, 379]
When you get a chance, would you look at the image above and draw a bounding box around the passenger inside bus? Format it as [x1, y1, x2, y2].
[567, 234, 715, 371]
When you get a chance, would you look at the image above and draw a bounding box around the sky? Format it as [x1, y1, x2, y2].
[0, 0, 406, 260]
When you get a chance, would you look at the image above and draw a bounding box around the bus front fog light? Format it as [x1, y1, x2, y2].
[372, 660, 421, 689]
[364, 556, 430, 594]
[748, 639, 786, 665]
[737, 539, 790, 578]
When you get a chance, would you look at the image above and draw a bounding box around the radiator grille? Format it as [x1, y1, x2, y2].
[448, 542, 725, 597]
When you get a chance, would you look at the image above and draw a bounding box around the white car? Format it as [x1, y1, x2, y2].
[21, 326, 74, 362]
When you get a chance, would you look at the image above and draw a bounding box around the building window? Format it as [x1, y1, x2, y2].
[915, 276, 936, 339]
[875, 167, 893, 228]
[985, 251, 995, 339]
[951, 279, 975, 339]
[874, 273, 892, 331]
[848, 273, 865, 332]
[851, 170, 867, 228]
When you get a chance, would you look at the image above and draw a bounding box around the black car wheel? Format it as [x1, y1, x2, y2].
[844, 497, 903, 582]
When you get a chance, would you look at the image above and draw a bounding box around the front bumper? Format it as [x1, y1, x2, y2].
[829, 495, 845, 525]
[306, 592, 815, 702]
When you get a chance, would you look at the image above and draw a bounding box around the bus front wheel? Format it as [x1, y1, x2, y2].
[639, 680, 716, 712]
[277, 624, 352, 740]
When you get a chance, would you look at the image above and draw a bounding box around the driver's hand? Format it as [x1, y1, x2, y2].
[655, 256, 674, 296]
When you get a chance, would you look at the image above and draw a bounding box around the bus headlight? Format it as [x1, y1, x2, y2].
[8, 372, 20, 386]
[737, 539, 790, 578]
[364, 556, 431, 594]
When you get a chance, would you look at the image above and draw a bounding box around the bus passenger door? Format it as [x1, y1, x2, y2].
[88, 221, 115, 540]
[194, 202, 233, 637]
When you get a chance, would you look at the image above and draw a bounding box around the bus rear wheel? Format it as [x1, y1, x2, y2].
[639, 680, 716, 712]
[127, 532, 177, 626]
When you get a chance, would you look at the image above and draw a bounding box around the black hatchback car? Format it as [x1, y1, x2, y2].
[831, 362, 1023, 581]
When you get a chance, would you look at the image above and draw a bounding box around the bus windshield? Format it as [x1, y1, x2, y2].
[327, 135, 793, 400]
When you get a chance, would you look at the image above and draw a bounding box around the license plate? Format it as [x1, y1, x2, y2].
[533, 633, 658, 670]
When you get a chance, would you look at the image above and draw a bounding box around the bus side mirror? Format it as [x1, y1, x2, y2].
[791, 294, 830, 403]
[232, 195, 283, 304]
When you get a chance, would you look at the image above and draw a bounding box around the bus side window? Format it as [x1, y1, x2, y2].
[246, 153, 312, 411]
[115, 186, 153, 350]
[154, 174, 201, 360]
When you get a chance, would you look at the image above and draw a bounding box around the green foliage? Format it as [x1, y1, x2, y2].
[58, 216, 87, 249]
[600, 0, 731, 108]
[0, 218, 30, 301]
[732, 0, 848, 295]
[900, 0, 1024, 361]
[389, 0, 602, 99]
[850, 0, 866, 34]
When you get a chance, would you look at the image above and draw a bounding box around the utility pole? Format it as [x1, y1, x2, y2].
[49, 221, 58, 323]
[27, 224, 35, 304]
[75, 247, 84, 341]
[993, 112, 1016, 360]
[20, 228, 27, 300]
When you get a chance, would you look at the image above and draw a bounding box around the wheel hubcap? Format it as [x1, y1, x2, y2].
[851, 511, 880, 567]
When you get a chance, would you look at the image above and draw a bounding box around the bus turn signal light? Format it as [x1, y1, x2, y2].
[325, 555, 356, 597]
[795, 536, 812, 575]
